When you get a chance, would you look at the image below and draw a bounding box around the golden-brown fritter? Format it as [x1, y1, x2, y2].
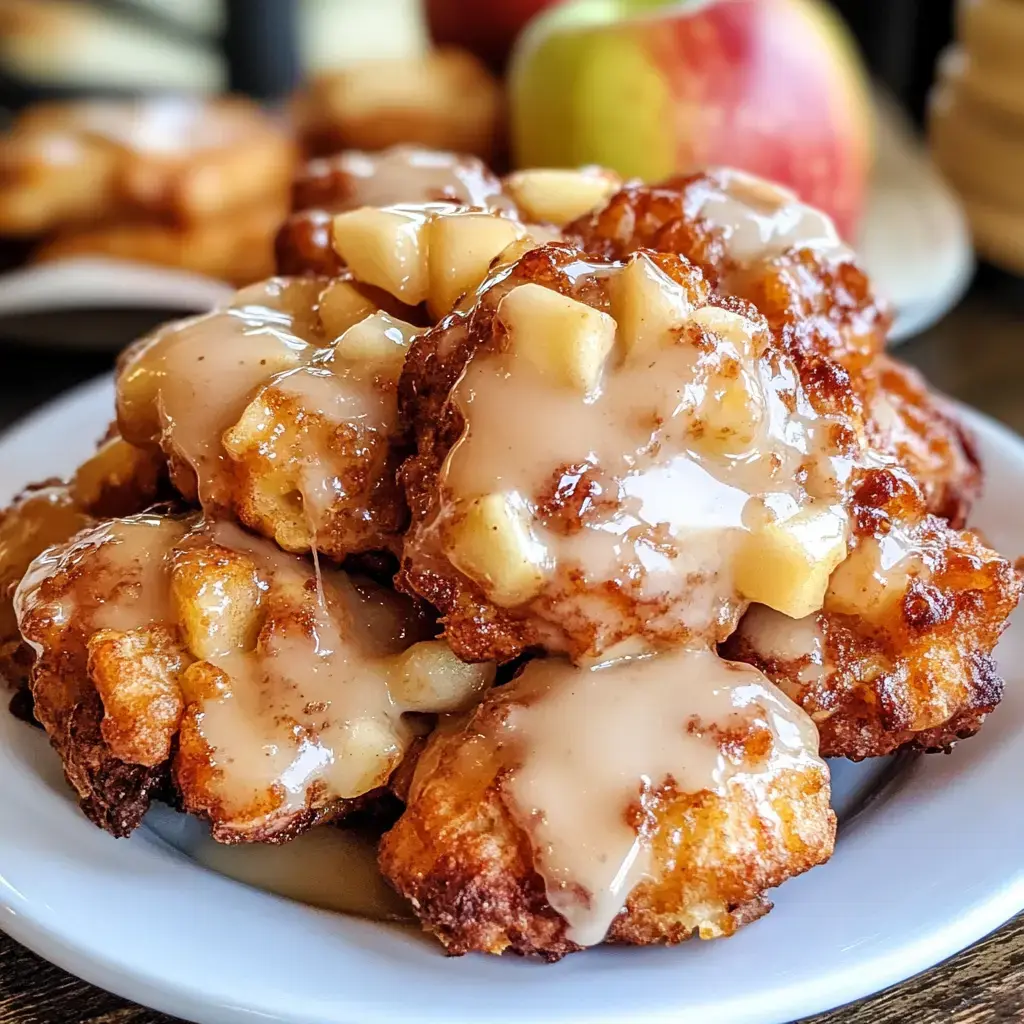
[275, 145, 514, 278]
[16, 511, 492, 839]
[0, 435, 166, 692]
[293, 51, 503, 162]
[564, 168, 890, 373]
[862, 355, 981, 527]
[563, 170, 980, 524]
[0, 96, 296, 236]
[35, 201, 287, 287]
[724, 451, 1020, 760]
[380, 648, 835, 959]
[398, 241, 878, 664]
[116, 276, 420, 561]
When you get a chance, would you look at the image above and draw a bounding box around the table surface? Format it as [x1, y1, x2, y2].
[1, 275, 1024, 1024]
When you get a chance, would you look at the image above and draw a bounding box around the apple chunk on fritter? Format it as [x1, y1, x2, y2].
[16, 513, 493, 839]
[725, 504, 1021, 759]
[380, 648, 835, 959]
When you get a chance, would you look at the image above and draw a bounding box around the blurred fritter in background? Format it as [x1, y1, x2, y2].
[0, 0, 1010, 303]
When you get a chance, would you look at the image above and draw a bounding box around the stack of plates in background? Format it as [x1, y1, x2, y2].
[930, 0, 1024, 275]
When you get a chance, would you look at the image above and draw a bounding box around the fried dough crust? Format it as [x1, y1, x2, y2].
[16, 512, 459, 840]
[0, 436, 166, 691]
[565, 171, 889, 372]
[115, 276, 416, 562]
[380, 673, 835, 959]
[565, 173, 979, 522]
[725, 505, 1020, 759]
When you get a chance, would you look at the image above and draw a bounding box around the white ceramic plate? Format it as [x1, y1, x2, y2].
[1, 378, 1023, 1024]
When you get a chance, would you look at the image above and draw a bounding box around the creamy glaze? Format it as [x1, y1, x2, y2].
[309, 146, 513, 212]
[179, 520, 413, 818]
[15, 514, 184, 651]
[736, 605, 826, 688]
[117, 279, 323, 507]
[689, 168, 851, 270]
[117, 279, 408, 548]
[190, 824, 412, 920]
[430, 258, 857, 653]
[487, 649, 824, 946]
[14, 514, 440, 827]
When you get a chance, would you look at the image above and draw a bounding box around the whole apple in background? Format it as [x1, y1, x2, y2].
[508, 0, 873, 239]
[425, 0, 562, 69]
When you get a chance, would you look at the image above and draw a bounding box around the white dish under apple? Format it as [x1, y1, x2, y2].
[0, 376, 1022, 1024]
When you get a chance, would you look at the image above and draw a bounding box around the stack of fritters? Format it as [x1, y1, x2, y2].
[0, 97, 297, 284]
[3, 150, 1018, 961]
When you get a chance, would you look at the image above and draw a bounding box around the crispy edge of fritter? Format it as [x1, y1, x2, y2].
[869, 355, 982, 527]
[564, 174, 891, 373]
[380, 694, 836, 960]
[724, 519, 1021, 760]
[28, 630, 170, 837]
[1, 436, 169, 691]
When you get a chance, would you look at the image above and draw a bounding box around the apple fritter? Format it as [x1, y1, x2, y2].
[293, 50, 502, 162]
[564, 169, 980, 522]
[0, 435, 166, 692]
[724, 482, 1020, 759]
[35, 201, 287, 287]
[15, 512, 494, 839]
[564, 168, 889, 373]
[115, 276, 421, 560]
[398, 240, 881, 664]
[380, 648, 835, 959]
[0, 96, 296, 236]
[276, 145, 515, 278]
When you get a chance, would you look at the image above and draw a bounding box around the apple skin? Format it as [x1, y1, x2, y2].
[508, 0, 872, 239]
[425, 0, 561, 69]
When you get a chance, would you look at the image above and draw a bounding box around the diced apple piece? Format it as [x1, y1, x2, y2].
[332, 205, 430, 304]
[825, 535, 913, 625]
[688, 307, 766, 454]
[427, 211, 525, 318]
[498, 282, 616, 395]
[735, 503, 849, 619]
[170, 547, 263, 661]
[504, 167, 620, 226]
[611, 252, 694, 357]
[331, 311, 420, 379]
[695, 363, 765, 454]
[318, 280, 381, 339]
[688, 306, 762, 354]
[389, 640, 496, 712]
[331, 717, 405, 798]
[179, 660, 231, 704]
[446, 492, 549, 607]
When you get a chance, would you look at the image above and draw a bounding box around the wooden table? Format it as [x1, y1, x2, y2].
[2, 276, 1024, 1024]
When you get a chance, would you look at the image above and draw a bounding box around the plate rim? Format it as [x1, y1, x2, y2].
[1, 377, 1023, 1024]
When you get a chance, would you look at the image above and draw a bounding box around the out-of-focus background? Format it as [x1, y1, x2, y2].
[0, 0, 1021, 429]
